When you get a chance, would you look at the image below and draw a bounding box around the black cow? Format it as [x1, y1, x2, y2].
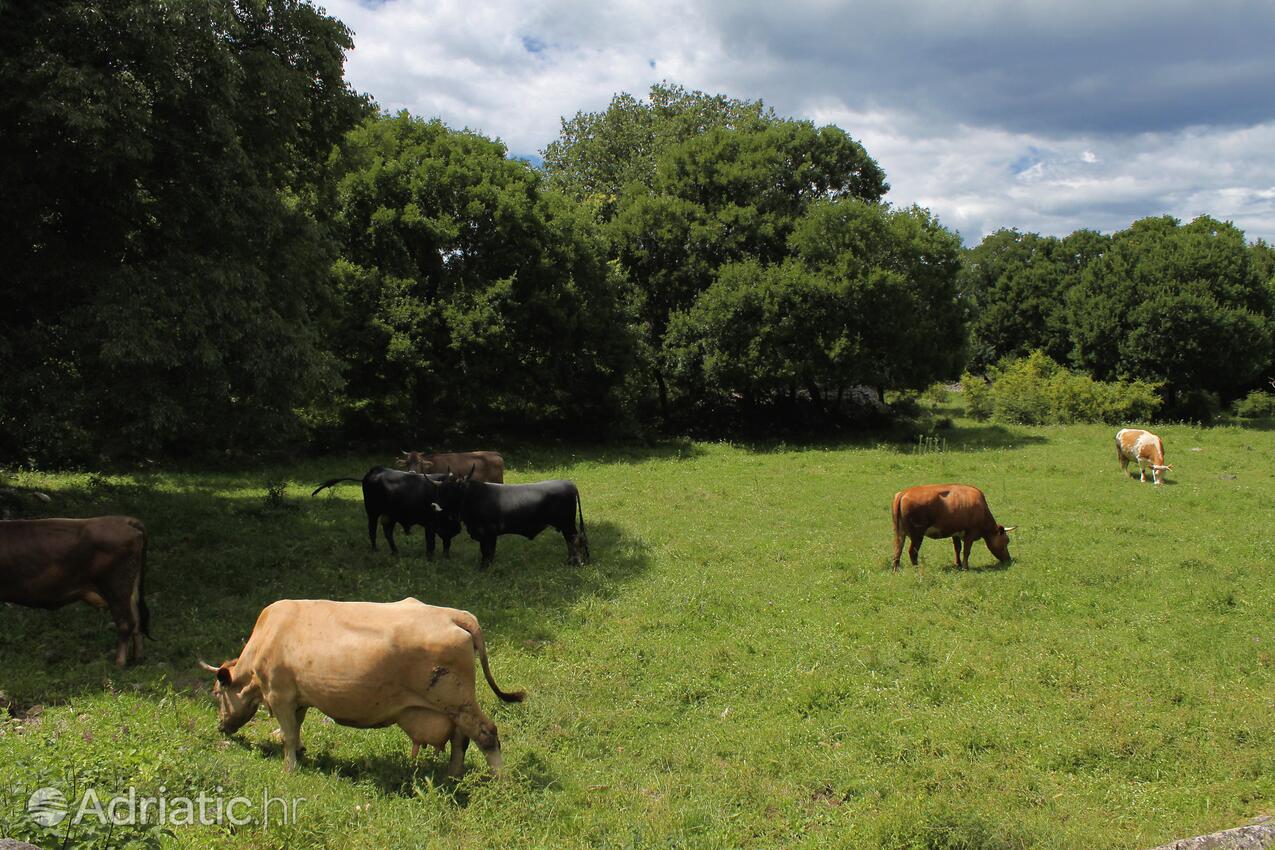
[312, 467, 460, 559]
[433, 470, 589, 568]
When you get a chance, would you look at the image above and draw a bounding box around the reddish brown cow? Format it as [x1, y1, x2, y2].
[396, 450, 504, 483]
[891, 485, 1015, 575]
[0, 516, 151, 665]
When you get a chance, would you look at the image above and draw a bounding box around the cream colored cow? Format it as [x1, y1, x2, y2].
[200, 598, 524, 774]
[1115, 428, 1172, 485]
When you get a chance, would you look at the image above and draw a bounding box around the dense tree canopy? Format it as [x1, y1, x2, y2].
[325, 113, 639, 441]
[1067, 215, 1273, 406]
[0, 0, 368, 461]
[6, 1, 1274, 461]
[960, 229, 1108, 370]
[666, 200, 965, 416]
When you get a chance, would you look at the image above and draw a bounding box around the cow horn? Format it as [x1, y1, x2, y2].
[198, 659, 219, 673]
[1002, 526, 1017, 533]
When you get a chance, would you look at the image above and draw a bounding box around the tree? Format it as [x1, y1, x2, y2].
[1067, 215, 1274, 408]
[960, 228, 1108, 371]
[665, 200, 965, 419]
[541, 82, 772, 217]
[326, 112, 639, 441]
[553, 89, 889, 422]
[0, 0, 369, 462]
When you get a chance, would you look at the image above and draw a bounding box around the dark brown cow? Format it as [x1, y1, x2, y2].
[397, 450, 505, 483]
[891, 484, 1015, 575]
[0, 516, 150, 665]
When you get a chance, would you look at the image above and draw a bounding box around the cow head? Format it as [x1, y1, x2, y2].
[1151, 463, 1172, 485]
[987, 525, 1016, 562]
[431, 466, 475, 523]
[199, 659, 261, 734]
[397, 450, 432, 473]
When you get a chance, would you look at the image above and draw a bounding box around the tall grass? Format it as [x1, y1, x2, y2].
[2, 421, 1273, 848]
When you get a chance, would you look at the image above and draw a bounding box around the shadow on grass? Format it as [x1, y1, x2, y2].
[725, 421, 1048, 454]
[0, 478, 651, 710]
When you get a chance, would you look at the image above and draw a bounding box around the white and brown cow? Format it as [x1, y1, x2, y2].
[200, 598, 524, 775]
[891, 484, 1015, 575]
[1115, 428, 1172, 485]
[0, 516, 150, 666]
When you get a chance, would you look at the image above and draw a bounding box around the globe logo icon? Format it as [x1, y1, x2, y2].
[27, 786, 68, 827]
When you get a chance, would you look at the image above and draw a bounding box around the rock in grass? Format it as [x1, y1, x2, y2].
[1147, 820, 1275, 849]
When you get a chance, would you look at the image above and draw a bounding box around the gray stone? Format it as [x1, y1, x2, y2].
[1148, 822, 1275, 850]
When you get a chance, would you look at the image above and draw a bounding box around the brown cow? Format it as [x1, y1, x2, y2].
[1115, 428, 1171, 485]
[891, 485, 1015, 574]
[0, 516, 150, 665]
[199, 598, 524, 775]
[397, 450, 505, 483]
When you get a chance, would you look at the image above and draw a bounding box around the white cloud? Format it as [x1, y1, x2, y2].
[322, 0, 1275, 244]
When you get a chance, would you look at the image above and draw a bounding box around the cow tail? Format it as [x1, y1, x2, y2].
[128, 518, 152, 639]
[576, 490, 586, 537]
[453, 612, 526, 703]
[310, 477, 362, 496]
[891, 491, 904, 557]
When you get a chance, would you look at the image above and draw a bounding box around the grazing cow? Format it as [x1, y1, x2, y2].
[311, 467, 460, 559]
[397, 450, 505, 483]
[434, 470, 589, 568]
[199, 598, 525, 774]
[0, 516, 150, 666]
[1115, 428, 1172, 485]
[891, 484, 1015, 575]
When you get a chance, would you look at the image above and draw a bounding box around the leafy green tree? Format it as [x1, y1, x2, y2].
[0, 0, 368, 462]
[960, 229, 1108, 371]
[666, 200, 965, 418]
[568, 95, 887, 421]
[541, 82, 772, 216]
[326, 112, 639, 440]
[1067, 215, 1273, 408]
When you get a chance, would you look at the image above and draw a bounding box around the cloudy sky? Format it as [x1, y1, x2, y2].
[323, 0, 1275, 245]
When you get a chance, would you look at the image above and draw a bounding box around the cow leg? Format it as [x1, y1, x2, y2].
[562, 528, 581, 565]
[274, 702, 305, 771]
[447, 727, 470, 777]
[102, 588, 138, 668]
[382, 516, 399, 554]
[961, 537, 974, 570]
[1138, 460, 1147, 483]
[479, 537, 496, 569]
[951, 537, 962, 567]
[442, 533, 452, 560]
[367, 511, 379, 550]
[425, 527, 437, 561]
[891, 530, 905, 572]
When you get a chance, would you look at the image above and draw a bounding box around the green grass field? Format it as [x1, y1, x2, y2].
[2, 418, 1274, 849]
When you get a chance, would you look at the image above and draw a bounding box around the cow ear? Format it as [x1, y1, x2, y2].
[430, 502, 443, 513]
[422, 460, 434, 471]
[216, 666, 234, 686]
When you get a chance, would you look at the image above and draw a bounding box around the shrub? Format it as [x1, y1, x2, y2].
[960, 372, 992, 420]
[980, 351, 1162, 425]
[1233, 389, 1275, 418]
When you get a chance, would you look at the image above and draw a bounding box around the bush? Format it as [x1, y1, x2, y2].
[960, 372, 992, 420]
[1233, 389, 1275, 418]
[978, 352, 1162, 425]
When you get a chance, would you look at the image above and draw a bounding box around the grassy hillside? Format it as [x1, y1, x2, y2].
[2, 420, 1274, 848]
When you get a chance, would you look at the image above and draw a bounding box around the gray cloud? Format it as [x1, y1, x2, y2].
[323, 0, 1275, 244]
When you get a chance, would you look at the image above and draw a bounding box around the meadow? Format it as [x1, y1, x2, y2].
[2, 417, 1274, 849]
